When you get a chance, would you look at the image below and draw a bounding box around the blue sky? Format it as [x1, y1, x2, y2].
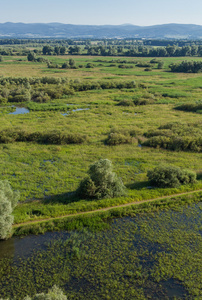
[1, 0, 202, 26]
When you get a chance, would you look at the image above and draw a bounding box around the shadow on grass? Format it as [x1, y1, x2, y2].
[196, 171, 202, 181]
[126, 180, 151, 190]
[43, 190, 80, 205]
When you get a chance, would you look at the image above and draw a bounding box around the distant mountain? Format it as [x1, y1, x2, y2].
[0, 23, 202, 39]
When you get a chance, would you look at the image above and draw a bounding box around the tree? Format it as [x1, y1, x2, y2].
[23, 285, 67, 300]
[42, 45, 53, 55]
[27, 52, 36, 62]
[54, 46, 60, 55]
[69, 58, 76, 68]
[147, 165, 196, 188]
[62, 62, 70, 69]
[0, 180, 20, 240]
[157, 61, 164, 69]
[60, 46, 66, 55]
[77, 159, 126, 199]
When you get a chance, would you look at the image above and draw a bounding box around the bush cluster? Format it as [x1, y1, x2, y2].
[169, 61, 202, 73]
[0, 129, 87, 145]
[105, 129, 137, 146]
[0, 77, 137, 103]
[175, 102, 202, 113]
[147, 165, 197, 188]
[143, 122, 202, 152]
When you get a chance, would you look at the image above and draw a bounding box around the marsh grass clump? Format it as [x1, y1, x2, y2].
[105, 132, 134, 146]
[105, 127, 138, 146]
[175, 102, 202, 113]
[147, 165, 197, 188]
[0, 180, 20, 240]
[77, 159, 126, 199]
[0, 128, 87, 145]
[143, 122, 202, 152]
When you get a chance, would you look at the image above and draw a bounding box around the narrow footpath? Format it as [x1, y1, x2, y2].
[13, 189, 202, 228]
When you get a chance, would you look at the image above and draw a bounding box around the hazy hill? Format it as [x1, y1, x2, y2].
[0, 23, 202, 39]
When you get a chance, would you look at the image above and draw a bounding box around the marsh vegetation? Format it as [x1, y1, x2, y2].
[0, 40, 201, 298]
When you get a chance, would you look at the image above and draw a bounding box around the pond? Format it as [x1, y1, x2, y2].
[9, 106, 30, 115]
[0, 203, 201, 299]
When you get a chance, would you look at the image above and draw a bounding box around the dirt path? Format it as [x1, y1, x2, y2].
[13, 189, 202, 228]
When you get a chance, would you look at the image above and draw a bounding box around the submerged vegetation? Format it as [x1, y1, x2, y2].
[0, 201, 201, 299]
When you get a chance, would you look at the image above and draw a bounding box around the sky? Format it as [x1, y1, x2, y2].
[1, 0, 202, 26]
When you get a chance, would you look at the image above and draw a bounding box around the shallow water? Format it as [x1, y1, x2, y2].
[0, 203, 201, 299]
[62, 108, 89, 116]
[9, 106, 30, 115]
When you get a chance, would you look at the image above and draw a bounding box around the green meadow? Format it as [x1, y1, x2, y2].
[0, 54, 201, 224]
[0, 49, 202, 300]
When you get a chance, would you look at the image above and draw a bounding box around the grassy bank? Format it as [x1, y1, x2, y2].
[13, 190, 202, 237]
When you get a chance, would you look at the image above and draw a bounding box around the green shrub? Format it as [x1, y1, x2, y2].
[77, 159, 126, 199]
[0, 180, 20, 240]
[147, 165, 197, 188]
[175, 102, 202, 113]
[0, 129, 87, 145]
[143, 122, 202, 152]
[169, 60, 202, 73]
[105, 132, 133, 146]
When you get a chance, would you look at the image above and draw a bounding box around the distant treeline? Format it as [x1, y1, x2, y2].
[1, 42, 202, 57]
[0, 38, 202, 47]
[85, 45, 202, 57]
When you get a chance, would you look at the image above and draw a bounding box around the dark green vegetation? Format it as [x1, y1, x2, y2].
[147, 165, 197, 188]
[175, 101, 202, 114]
[143, 122, 202, 152]
[169, 60, 202, 73]
[0, 200, 201, 299]
[77, 159, 126, 199]
[0, 128, 87, 145]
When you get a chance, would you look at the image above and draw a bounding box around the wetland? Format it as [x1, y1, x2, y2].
[0, 42, 202, 299]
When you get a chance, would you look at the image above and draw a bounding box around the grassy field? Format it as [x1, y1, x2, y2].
[0, 54, 201, 225]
